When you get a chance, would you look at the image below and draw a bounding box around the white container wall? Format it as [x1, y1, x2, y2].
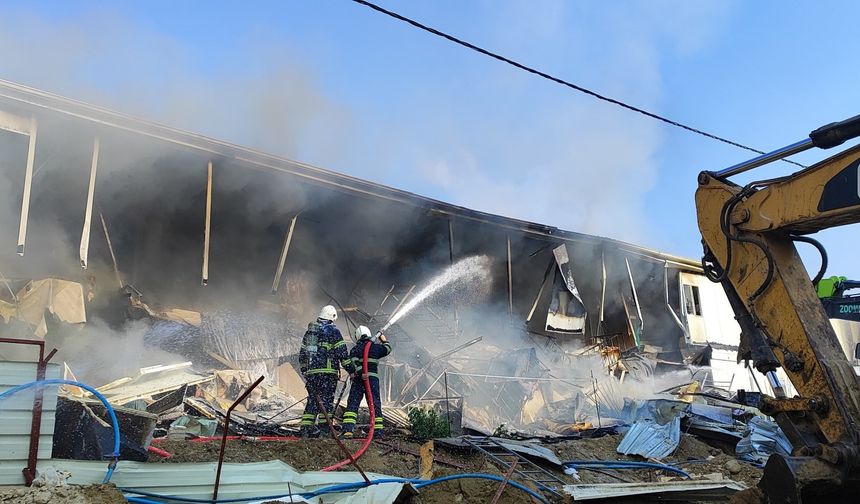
[0, 360, 60, 485]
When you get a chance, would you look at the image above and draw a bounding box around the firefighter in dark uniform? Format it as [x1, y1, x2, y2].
[341, 325, 391, 438]
[299, 305, 354, 437]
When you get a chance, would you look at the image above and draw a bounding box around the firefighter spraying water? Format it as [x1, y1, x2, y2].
[341, 325, 391, 438]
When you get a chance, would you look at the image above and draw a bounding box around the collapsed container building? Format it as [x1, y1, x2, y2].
[0, 79, 793, 450]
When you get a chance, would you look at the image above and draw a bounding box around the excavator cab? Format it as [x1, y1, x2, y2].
[695, 115, 860, 503]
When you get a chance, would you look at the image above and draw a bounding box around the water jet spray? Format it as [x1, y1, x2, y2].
[381, 255, 492, 334]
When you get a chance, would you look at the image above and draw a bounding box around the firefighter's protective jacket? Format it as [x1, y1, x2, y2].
[299, 319, 354, 376]
[348, 337, 392, 378]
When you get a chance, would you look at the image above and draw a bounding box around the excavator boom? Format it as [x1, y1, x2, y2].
[695, 115, 860, 503]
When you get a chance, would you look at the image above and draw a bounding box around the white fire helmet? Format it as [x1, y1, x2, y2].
[355, 325, 372, 340]
[318, 305, 338, 322]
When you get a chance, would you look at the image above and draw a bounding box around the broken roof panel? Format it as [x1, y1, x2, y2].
[616, 416, 681, 460]
[11, 279, 87, 337]
[0, 79, 700, 270]
[97, 362, 212, 406]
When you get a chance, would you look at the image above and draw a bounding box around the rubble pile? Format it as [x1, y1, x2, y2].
[0, 274, 796, 502]
[40, 333, 788, 503]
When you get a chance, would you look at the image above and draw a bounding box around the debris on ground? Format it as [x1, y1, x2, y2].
[736, 415, 792, 464]
[2, 343, 774, 503]
[0, 256, 789, 503]
[0, 484, 126, 504]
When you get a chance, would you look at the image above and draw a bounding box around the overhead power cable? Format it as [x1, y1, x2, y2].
[350, 0, 805, 169]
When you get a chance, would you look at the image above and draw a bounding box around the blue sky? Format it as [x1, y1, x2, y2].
[0, 0, 858, 276]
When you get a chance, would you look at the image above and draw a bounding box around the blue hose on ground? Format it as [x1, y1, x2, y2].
[0, 379, 121, 483]
[122, 472, 551, 504]
[128, 498, 164, 504]
[563, 460, 690, 479]
[412, 473, 550, 503]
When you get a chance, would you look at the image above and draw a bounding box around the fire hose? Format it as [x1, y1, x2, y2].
[322, 338, 375, 471]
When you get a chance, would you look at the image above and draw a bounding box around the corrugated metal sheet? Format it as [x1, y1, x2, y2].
[0, 360, 60, 485]
[98, 364, 212, 406]
[564, 480, 747, 500]
[50, 459, 407, 503]
[736, 416, 792, 464]
[616, 416, 681, 460]
[489, 438, 563, 467]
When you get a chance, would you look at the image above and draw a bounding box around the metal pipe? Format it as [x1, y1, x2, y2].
[599, 250, 606, 325]
[444, 372, 452, 437]
[407, 371, 446, 407]
[99, 212, 123, 289]
[448, 220, 454, 264]
[213, 375, 265, 500]
[79, 136, 100, 269]
[748, 364, 763, 394]
[527, 259, 554, 323]
[27, 347, 56, 485]
[591, 370, 601, 429]
[411, 396, 462, 402]
[442, 372, 583, 384]
[714, 138, 812, 179]
[507, 235, 513, 322]
[625, 258, 644, 341]
[664, 261, 688, 336]
[16, 118, 37, 255]
[314, 395, 370, 484]
[448, 220, 459, 335]
[371, 285, 395, 322]
[766, 370, 786, 398]
[257, 396, 307, 423]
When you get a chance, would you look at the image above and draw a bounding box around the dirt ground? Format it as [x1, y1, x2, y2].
[154, 436, 550, 503]
[0, 434, 762, 504]
[0, 434, 763, 504]
[0, 484, 126, 504]
[154, 437, 492, 477]
[152, 432, 763, 502]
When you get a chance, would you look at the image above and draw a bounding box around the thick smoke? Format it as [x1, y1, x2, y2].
[0, 3, 722, 417]
[0, 2, 735, 247]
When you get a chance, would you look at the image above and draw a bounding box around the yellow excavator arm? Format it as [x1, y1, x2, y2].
[695, 115, 860, 503]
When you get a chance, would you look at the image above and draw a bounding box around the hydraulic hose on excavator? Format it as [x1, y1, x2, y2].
[323, 339, 375, 471]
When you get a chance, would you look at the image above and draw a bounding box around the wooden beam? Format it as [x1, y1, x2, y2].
[16, 117, 37, 256]
[419, 440, 435, 480]
[271, 213, 299, 294]
[202, 160, 213, 286]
